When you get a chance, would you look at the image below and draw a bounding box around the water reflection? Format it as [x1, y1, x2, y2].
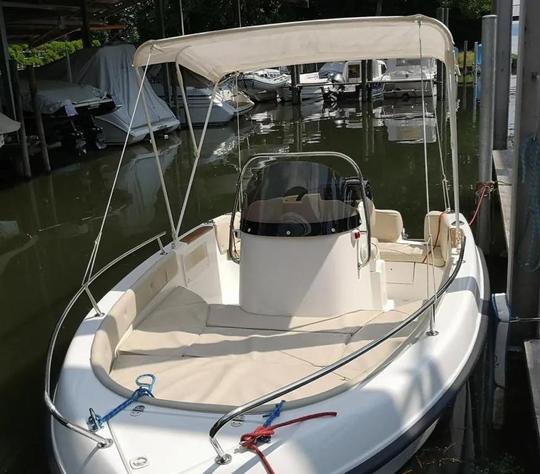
[0, 94, 479, 472]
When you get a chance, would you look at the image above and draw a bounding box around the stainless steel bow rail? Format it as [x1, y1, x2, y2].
[44, 231, 167, 448]
[209, 236, 466, 465]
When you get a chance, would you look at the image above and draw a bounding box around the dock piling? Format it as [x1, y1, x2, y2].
[493, 0, 513, 150]
[9, 60, 31, 178]
[477, 15, 497, 254]
[28, 65, 51, 173]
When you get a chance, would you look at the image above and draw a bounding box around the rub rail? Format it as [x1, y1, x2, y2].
[209, 235, 466, 464]
[44, 231, 167, 448]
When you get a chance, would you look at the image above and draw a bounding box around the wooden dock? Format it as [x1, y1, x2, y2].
[492, 148, 513, 249]
[525, 340, 540, 452]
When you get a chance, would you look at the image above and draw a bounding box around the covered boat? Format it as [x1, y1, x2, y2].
[0, 112, 20, 149]
[46, 16, 488, 474]
[238, 69, 289, 102]
[38, 43, 179, 145]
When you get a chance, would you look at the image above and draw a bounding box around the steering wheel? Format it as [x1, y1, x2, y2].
[283, 186, 309, 202]
[280, 212, 312, 236]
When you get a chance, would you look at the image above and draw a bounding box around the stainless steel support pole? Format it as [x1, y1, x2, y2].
[493, 0, 513, 150]
[477, 15, 497, 255]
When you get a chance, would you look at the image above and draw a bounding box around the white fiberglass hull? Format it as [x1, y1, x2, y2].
[49, 215, 487, 474]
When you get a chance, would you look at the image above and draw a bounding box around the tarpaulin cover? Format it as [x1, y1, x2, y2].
[38, 43, 179, 134]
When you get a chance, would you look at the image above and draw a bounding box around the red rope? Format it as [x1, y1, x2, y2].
[469, 181, 495, 226]
[240, 411, 338, 474]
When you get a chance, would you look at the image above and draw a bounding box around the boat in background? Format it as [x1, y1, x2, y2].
[37, 43, 180, 145]
[20, 79, 116, 155]
[278, 71, 331, 102]
[0, 113, 20, 149]
[319, 60, 386, 101]
[381, 58, 437, 99]
[238, 69, 289, 102]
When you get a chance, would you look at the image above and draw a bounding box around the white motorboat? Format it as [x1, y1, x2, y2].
[46, 16, 488, 474]
[175, 86, 254, 126]
[381, 58, 437, 99]
[319, 60, 386, 101]
[279, 71, 331, 102]
[238, 69, 289, 102]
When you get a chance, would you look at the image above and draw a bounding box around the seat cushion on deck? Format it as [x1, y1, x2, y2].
[377, 241, 445, 267]
[100, 285, 426, 411]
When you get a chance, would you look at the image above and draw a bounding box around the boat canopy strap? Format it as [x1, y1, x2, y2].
[133, 15, 456, 81]
[87, 374, 156, 431]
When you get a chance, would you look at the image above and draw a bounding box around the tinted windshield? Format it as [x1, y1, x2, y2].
[240, 158, 361, 237]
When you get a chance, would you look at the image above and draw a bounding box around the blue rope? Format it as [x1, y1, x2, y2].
[518, 136, 540, 272]
[262, 400, 285, 427]
[88, 374, 156, 431]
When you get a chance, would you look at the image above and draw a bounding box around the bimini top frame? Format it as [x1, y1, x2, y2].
[134, 14, 461, 232]
[133, 15, 456, 80]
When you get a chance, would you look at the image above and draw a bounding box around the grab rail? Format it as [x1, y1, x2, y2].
[209, 236, 466, 464]
[44, 231, 167, 448]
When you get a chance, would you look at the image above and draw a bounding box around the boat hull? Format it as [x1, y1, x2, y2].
[49, 218, 487, 474]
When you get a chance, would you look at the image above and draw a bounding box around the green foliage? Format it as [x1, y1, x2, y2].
[9, 39, 100, 67]
[450, 0, 491, 18]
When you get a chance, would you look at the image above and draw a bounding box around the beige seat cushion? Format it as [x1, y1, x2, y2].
[98, 285, 424, 411]
[372, 209, 403, 242]
[377, 241, 445, 267]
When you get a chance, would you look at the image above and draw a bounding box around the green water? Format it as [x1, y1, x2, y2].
[0, 91, 482, 472]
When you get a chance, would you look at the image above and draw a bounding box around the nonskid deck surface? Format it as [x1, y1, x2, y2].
[103, 285, 423, 411]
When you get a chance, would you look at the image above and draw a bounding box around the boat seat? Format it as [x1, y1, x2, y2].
[92, 284, 425, 412]
[377, 241, 446, 267]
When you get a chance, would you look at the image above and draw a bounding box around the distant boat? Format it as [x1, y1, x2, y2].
[319, 60, 386, 101]
[278, 71, 332, 102]
[0, 112, 20, 149]
[37, 43, 180, 145]
[19, 79, 116, 155]
[381, 58, 437, 99]
[238, 69, 289, 102]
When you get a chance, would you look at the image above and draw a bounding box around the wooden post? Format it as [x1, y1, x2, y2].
[462, 40, 469, 83]
[0, 1, 15, 118]
[156, 0, 171, 105]
[291, 65, 300, 105]
[28, 65, 51, 172]
[493, 0, 513, 150]
[9, 60, 31, 178]
[367, 60, 373, 102]
[361, 60, 367, 102]
[80, 0, 92, 48]
[508, 0, 540, 320]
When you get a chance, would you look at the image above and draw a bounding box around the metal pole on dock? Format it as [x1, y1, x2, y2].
[157, 0, 171, 106]
[473, 41, 479, 86]
[508, 0, 540, 320]
[477, 15, 497, 254]
[28, 65, 51, 173]
[367, 60, 373, 102]
[493, 0, 513, 150]
[9, 60, 31, 178]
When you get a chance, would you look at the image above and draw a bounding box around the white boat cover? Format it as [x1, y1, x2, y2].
[38, 43, 179, 134]
[0, 112, 20, 134]
[134, 15, 455, 82]
[19, 80, 111, 115]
